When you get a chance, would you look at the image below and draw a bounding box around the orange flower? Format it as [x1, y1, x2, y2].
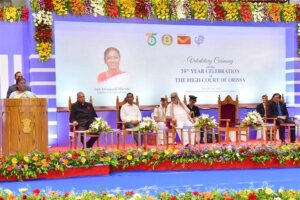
[69, 0, 85, 15]
[268, 3, 281, 22]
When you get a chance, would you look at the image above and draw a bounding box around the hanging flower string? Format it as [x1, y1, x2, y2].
[119, 0, 135, 18]
[33, 10, 53, 61]
[69, 0, 86, 15]
[267, 3, 281, 22]
[240, 2, 252, 23]
[282, 3, 296, 22]
[191, 0, 208, 20]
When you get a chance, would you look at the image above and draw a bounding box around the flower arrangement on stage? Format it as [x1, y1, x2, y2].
[136, 117, 158, 133]
[194, 114, 217, 129]
[0, 6, 29, 22]
[88, 117, 113, 133]
[0, 144, 300, 180]
[0, 187, 300, 200]
[240, 111, 264, 129]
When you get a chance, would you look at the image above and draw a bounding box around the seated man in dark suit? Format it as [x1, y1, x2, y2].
[268, 93, 295, 144]
[6, 71, 31, 98]
[256, 94, 268, 118]
[69, 92, 98, 148]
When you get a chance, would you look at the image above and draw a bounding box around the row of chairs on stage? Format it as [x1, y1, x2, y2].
[68, 95, 295, 149]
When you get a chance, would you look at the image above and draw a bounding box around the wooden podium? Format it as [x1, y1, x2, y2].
[0, 98, 48, 155]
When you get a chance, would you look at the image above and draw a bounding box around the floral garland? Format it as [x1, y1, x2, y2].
[135, 0, 151, 18]
[0, 6, 28, 22]
[240, 2, 252, 22]
[268, 3, 281, 22]
[32, 10, 53, 61]
[0, 187, 300, 200]
[105, 0, 119, 17]
[69, 0, 86, 15]
[191, 0, 208, 20]
[154, 0, 170, 20]
[1, 144, 300, 181]
[223, 2, 239, 21]
[0, 2, 299, 68]
[119, 0, 135, 18]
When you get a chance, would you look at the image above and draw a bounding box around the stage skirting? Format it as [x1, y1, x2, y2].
[1, 159, 299, 182]
[0, 165, 110, 182]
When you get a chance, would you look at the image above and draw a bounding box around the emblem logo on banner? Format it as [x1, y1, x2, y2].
[177, 35, 191, 45]
[146, 33, 158, 46]
[194, 35, 205, 46]
[161, 34, 173, 46]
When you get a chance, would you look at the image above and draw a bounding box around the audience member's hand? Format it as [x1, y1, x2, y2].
[73, 121, 78, 126]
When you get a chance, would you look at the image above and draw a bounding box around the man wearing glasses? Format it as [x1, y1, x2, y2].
[166, 92, 195, 146]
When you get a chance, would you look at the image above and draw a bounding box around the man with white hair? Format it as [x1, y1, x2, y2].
[166, 92, 195, 146]
[69, 91, 98, 148]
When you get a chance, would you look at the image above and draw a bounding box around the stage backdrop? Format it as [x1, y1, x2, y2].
[55, 21, 290, 107]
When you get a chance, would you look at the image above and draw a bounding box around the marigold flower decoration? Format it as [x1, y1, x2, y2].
[69, 0, 85, 15]
[191, 0, 207, 20]
[214, 4, 226, 21]
[240, 2, 252, 23]
[155, 0, 170, 20]
[4, 7, 18, 22]
[53, 0, 68, 16]
[282, 4, 296, 23]
[105, 0, 119, 17]
[222, 2, 239, 21]
[119, 0, 135, 18]
[267, 3, 281, 22]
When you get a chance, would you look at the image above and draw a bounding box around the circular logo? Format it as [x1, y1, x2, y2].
[194, 35, 205, 46]
[161, 34, 173, 46]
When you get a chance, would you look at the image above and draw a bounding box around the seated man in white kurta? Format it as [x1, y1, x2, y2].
[166, 92, 195, 146]
[120, 92, 142, 145]
[152, 97, 168, 145]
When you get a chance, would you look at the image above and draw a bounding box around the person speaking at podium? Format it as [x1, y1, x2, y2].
[9, 77, 36, 99]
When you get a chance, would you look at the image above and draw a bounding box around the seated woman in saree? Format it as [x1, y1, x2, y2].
[9, 77, 36, 99]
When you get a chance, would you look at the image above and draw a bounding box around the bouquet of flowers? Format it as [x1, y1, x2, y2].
[240, 111, 264, 129]
[136, 117, 159, 133]
[194, 114, 217, 129]
[88, 117, 112, 133]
